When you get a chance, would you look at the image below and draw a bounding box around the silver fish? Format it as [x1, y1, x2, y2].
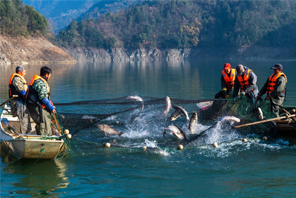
[97, 124, 123, 136]
[125, 95, 144, 112]
[162, 96, 172, 115]
[170, 109, 183, 121]
[163, 124, 187, 140]
[220, 116, 240, 123]
[215, 116, 241, 129]
[172, 105, 189, 121]
[188, 112, 198, 134]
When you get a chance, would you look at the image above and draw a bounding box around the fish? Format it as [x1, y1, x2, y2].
[172, 105, 190, 121]
[188, 112, 198, 134]
[215, 116, 241, 129]
[163, 124, 187, 140]
[125, 95, 144, 112]
[97, 124, 123, 136]
[169, 108, 183, 121]
[163, 96, 172, 115]
[220, 116, 240, 123]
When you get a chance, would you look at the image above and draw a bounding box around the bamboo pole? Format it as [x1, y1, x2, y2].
[52, 113, 63, 134]
[233, 114, 296, 129]
[0, 95, 18, 108]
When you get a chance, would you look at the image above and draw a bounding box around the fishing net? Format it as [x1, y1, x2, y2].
[53, 95, 295, 156]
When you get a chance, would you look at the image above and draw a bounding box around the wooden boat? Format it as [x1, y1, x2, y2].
[196, 100, 296, 137]
[0, 105, 66, 160]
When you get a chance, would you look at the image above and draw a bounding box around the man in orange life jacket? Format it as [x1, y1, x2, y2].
[257, 64, 287, 117]
[26, 66, 56, 136]
[8, 65, 31, 134]
[233, 64, 259, 100]
[215, 63, 236, 99]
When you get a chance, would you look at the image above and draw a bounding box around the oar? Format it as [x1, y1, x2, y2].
[0, 95, 18, 108]
[52, 113, 63, 135]
[233, 114, 296, 129]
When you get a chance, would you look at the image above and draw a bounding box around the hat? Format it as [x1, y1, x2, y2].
[236, 64, 244, 75]
[15, 65, 26, 73]
[223, 63, 231, 70]
[271, 64, 283, 71]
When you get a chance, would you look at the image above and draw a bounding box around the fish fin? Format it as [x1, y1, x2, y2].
[163, 129, 167, 138]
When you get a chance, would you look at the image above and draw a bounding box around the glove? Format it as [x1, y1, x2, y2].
[41, 98, 55, 112]
[19, 90, 26, 97]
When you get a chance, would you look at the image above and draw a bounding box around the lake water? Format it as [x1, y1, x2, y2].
[1, 59, 296, 197]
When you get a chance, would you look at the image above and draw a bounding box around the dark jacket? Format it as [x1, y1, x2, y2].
[233, 66, 259, 99]
[259, 75, 286, 100]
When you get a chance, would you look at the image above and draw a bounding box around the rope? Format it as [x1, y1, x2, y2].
[24, 148, 45, 169]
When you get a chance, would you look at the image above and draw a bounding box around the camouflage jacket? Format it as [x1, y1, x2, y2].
[31, 79, 49, 100]
[12, 76, 26, 93]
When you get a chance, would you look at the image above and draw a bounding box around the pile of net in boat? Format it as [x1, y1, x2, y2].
[53, 95, 294, 155]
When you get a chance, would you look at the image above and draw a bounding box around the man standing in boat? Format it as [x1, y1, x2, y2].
[215, 63, 236, 99]
[26, 66, 56, 136]
[8, 65, 31, 134]
[233, 64, 259, 101]
[257, 64, 287, 117]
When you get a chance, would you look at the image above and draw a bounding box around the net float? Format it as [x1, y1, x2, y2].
[178, 144, 183, 150]
[64, 129, 69, 135]
[105, 143, 111, 148]
[263, 136, 268, 141]
[213, 142, 218, 148]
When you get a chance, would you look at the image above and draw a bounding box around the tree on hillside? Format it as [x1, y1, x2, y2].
[0, 0, 48, 36]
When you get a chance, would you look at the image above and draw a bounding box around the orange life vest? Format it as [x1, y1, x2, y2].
[27, 75, 50, 97]
[266, 72, 287, 95]
[26, 75, 52, 108]
[222, 69, 236, 90]
[237, 69, 251, 91]
[8, 73, 27, 97]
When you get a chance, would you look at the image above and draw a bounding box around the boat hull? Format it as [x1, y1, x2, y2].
[2, 139, 64, 159]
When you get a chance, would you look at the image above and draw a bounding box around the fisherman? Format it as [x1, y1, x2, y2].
[256, 64, 287, 117]
[8, 65, 31, 134]
[233, 64, 259, 101]
[26, 66, 56, 135]
[215, 63, 236, 98]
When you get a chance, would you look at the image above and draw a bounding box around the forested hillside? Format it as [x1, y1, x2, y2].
[57, 0, 296, 49]
[0, 0, 48, 36]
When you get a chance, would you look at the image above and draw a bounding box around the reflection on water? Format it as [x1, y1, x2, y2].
[1, 159, 69, 197]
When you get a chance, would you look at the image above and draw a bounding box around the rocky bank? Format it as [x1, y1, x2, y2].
[2, 36, 296, 65]
[0, 35, 76, 65]
[63, 47, 191, 62]
[64, 46, 296, 62]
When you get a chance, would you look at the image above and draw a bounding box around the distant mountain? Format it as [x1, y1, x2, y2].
[23, 0, 141, 34]
[76, 0, 141, 21]
[23, 0, 100, 33]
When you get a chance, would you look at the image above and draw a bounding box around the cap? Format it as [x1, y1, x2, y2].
[271, 64, 283, 71]
[223, 63, 231, 70]
[15, 65, 26, 73]
[236, 64, 244, 75]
